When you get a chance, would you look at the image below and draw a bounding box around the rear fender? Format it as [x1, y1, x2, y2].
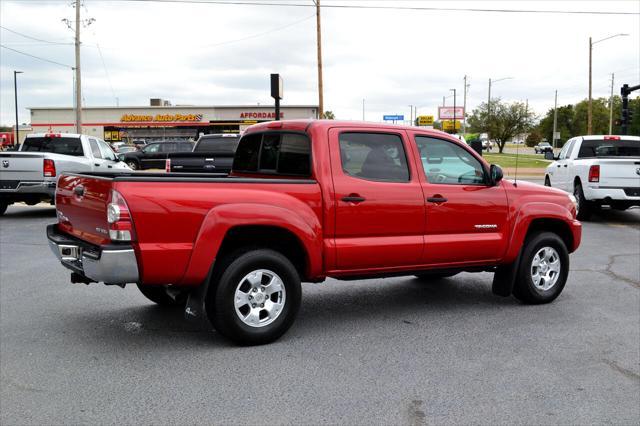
[180, 203, 322, 285]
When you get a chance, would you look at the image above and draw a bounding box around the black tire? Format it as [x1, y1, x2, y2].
[414, 272, 459, 281]
[513, 232, 569, 304]
[574, 182, 592, 221]
[137, 283, 189, 306]
[206, 249, 301, 346]
[126, 160, 139, 170]
[0, 202, 7, 216]
[544, 175, 551, 187]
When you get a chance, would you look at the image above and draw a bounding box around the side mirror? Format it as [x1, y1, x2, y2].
[544, 151, 554, 160]
[490, 164, 503, 186]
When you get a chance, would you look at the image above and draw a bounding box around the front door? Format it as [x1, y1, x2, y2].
[411, 134, 509, 265]
[329, 128, 425, 271]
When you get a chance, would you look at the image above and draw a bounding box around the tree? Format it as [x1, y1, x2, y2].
[537, 104, 575, 147]
[525, 130, 542, 147]
[322, 111, 335, 119]
[467, 99, 536, 153]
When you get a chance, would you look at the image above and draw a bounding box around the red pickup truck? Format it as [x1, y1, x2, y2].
[48, 120, 581, 345]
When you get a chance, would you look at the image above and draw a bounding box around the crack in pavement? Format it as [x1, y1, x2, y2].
[601, 359, 640, 382]
[572, 253, 640, 289]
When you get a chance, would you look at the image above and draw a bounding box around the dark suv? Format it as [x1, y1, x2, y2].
[120, 141, 194, 170]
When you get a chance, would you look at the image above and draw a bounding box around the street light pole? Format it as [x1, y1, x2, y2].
[552, 90, 558, 149]
[609, 73, 615, 134]
[588, 33, 628, 134]
[362, 99, 365, 121]
[450, 89, 456, 133]
[462, 75, 469, 134]
[314, 0, 324, 119]
[14, 70, 23, 146]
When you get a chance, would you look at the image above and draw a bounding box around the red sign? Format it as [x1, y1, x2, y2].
[240, 112, 284, 119]
[438, 107, 464, 120]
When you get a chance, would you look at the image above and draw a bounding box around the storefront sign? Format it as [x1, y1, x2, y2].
[239, 112, 284, 119]
[120, 113, 203, 122]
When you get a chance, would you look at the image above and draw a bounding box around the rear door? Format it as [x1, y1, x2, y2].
[411, 133, 509, 264]
[552, 139, 575, 190]
[329, 128, 425, 270]
[140, 143, 164, 169]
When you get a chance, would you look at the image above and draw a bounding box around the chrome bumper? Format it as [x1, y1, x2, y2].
[47, 224, 139, 285]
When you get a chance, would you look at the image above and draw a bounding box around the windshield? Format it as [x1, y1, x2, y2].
[195, 136, 240, 153]
[578, 139, 639, 158]
[21, 136, 84, 156]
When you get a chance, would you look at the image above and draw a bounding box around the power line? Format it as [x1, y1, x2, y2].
[106, 0, 640, 15]
[0, 44, 74, 68]
[0, 25, 72, 45]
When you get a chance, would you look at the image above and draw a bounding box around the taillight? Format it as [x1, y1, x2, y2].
[106, 189, 135, 242]
[165, 159, 171, 173]
[43, 159, 56, 177]
[588, 165, 600, 182]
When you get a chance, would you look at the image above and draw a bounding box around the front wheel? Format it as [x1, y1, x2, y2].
[544, 176, 551, 187]
[207, 249, 301, 346]
[513, 232, 569, 304]
[0, 202, 7, 216]
[126, 160, 138, 170]
[137, 284, 189, 306]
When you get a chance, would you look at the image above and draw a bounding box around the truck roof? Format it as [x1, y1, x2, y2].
[245, 119, 456, 139]
[26, 132, 84, 138]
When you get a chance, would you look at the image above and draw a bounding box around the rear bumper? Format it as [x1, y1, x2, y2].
[47, 224, 139, 285]
[584, 185, 640, 205]
[0, 181, 56, 199]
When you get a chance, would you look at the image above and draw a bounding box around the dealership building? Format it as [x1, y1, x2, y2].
[28, 99, 319, 142]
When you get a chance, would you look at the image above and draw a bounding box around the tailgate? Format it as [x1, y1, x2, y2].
[0, 153, 46, 183]
[55, 174, 113, 245]
[598, 159, 640, 187]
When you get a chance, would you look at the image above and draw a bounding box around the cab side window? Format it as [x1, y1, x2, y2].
[338, 132, 409, 182]
[89, 138, 102, 159]
[415, 136, 485, 185]
[558, 139, 574, 160]
[97, 140, 116, 161]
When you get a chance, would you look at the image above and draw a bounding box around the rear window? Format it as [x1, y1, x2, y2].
[22, 136, 84, 156]
[233, 132, 311, 176]
[195, 136, 240, 153]
[578, 139, 640, 158]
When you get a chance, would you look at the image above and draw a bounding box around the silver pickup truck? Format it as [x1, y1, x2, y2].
[0, 133, 130, 215]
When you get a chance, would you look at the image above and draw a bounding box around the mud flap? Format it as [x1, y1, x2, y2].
[184, 263, 215, 327]
[492, 250, 522, 297]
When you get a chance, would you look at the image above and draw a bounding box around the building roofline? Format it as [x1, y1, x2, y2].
[28, 105, 319, 111]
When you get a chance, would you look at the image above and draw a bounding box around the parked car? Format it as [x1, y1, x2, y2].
[47, 120, 581, 345]
[119, 140, 194, 170]
[534, 142, 553, 154]
[0, 133, 130, 215]
[479, 133, 493, 151]
[132, 139, 147, 149]
[116, 145, 138, 154]
[545, 135, 640, 220]
[166, 133, 240, 174]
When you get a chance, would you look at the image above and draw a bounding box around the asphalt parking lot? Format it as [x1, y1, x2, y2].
[1, 197, 639, 425]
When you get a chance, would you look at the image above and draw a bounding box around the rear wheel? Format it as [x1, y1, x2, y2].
[513, 232, 569, 304]
[137, 284, 189, 306]
[0, 202, 7, 216]
[206, 249, 301, 346]
[544, 176, 551, 187]
[574, 183, 592, 220]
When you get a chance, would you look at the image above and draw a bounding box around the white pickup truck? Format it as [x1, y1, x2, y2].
[0, 133, 130, 215]
[544, 135, 640, 220]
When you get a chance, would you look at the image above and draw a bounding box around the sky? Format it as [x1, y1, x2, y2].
[0, 0, 639, 127]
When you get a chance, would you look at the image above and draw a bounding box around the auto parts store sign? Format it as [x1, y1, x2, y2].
[120, 114, 204, 122]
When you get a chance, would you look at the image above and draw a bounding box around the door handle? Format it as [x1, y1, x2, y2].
[556, 164, 561, 168]
[427, 196, 448, 203]
[563, 164, 567, 167]
[94, 163, 100, 166]
[342, 195, 366, 203]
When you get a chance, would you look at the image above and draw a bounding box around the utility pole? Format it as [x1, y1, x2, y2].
[487, 78, 492, 116]
[408, 105, 414, 124]
[362, 99, 365, 121]
[588, 36, 592, 135]
[74, 0, 82, 134]
[442, 96, 445, 107]
[315, 0, 324, 119]
[14, 71, 22, 146]
[609, 73, 614, 134]
[552, 90, 558, 148]
[462, 75, 469, 134]
[451, 88, 456, 133]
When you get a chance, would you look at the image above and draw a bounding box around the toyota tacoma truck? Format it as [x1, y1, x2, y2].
[166, 133, 240, 174]
[0, 133, 130, 215]
[47, 120, 582, 345]
[544, 135, 640, 220]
